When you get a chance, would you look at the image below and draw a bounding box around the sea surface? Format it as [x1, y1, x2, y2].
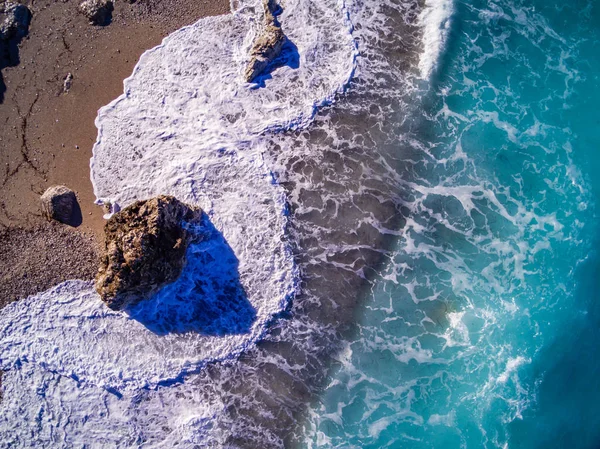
[0, 0, 599, 447]
[299, 0, 600, 447]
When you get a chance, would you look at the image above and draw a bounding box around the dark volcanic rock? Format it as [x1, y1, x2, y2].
[0, 1, 31, 41]
[40, 185, 82, 227]
[78, 0, 113, 26]
[95, 195, 202, 311]
[244, 0, 286, 82]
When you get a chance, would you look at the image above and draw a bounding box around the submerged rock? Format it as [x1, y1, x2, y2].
[40, 185, 82, 227]
[95, 195, 202, 311]
[78, 0, 113, 26]
[244, 0, 286, 82]
[0, 1, 31, 41]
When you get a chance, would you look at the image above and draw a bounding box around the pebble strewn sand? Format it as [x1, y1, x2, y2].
[0, 220, 99, 308]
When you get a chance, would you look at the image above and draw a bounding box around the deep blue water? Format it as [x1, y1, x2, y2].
[301, 0, 600, 447]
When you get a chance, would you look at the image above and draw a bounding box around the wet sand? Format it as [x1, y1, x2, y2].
[0, 0, 230, 306]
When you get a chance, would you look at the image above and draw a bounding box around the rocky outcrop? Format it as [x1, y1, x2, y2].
[78, 0, 113, 26]
[40, 185, 82, 227]
[244, 0, 286, 82]
[0, 1, 31, 41]
[95, 195, 202, 311]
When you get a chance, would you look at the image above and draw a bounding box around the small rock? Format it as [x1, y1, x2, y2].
[244, 0, 286, 82]
[95, 195, 202, 310]
[40, 185, 82, 227]
[78, 0, 113, 26]
[0, 1, 31, 41]
[63, 72, 73, 93]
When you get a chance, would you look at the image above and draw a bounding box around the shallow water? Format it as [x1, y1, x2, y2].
[0, 0, 599, 447]
[299, 0, 600, 448]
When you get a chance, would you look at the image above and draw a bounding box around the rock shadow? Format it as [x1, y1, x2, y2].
[126, 213, 257, 336]
[67, 200, 83, 227]
[88, 5, 113, 27]
[0, 6, 32, 104]
[0, 38, 20, 104]
[251, 38, 300, 88]
[0, 70, 5, 103]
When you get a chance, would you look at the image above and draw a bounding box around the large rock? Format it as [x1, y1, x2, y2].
[243, 0, 286, 82]
[0, 1, 31, 41]
[40, 185, 82, 227]
[95, 195, 202, 311]
[78, 0, 113, 26]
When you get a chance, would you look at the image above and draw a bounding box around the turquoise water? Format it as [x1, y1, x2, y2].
[301, 0, 600, 447]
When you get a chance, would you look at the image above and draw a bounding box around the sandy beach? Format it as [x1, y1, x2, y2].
[0, 0, 229, 307]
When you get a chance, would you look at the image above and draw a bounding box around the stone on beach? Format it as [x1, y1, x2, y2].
[95, 195, 202, 311]
[0, 1, 31, 41]
[40, 185, 82, 227]
[78, 0, 113, 26]
[63, 72, 73, 93]
[243, 0, 286, 82]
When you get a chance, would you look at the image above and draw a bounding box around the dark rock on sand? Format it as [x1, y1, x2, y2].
[63, 72, 73, 93]
[95, 195, 202, 311]
[0, 1, 31, 41]
[244, 0, 286, 82]
[40, 185, 83, 227]
[78, 0, 114, 26]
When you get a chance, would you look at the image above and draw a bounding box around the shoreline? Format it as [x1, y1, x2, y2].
[0, 0, 230, 308]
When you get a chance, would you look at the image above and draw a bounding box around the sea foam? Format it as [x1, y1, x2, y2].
[0, 0, 357, 444]
[418, 0, 454, 78]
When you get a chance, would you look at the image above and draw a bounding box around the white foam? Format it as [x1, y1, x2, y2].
[496, 356, 530, 384]
[418, 0, 454, 78]
[427, 411, 456, 426]
[0, 362, 229, 447]
[443, 310, 471, 347]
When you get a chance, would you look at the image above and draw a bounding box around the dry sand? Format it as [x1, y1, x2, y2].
[0, 0, 230, 307]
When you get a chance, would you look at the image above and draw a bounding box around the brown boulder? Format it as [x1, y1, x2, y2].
[78, 0, 113, 26]
[244, 0, 286, 82]
[40, 185, 82, 227]
[95, 195, 202, 310]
